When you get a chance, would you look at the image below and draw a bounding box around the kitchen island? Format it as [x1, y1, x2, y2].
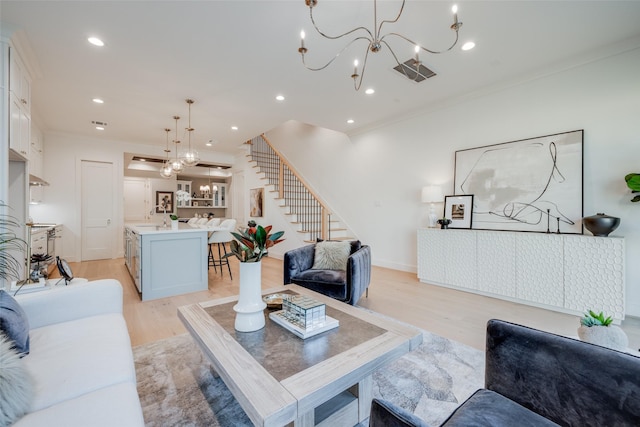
[124, 223, 209, 301]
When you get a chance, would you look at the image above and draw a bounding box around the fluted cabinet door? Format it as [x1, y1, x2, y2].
[564, 236, 625, 320]
[477, 231, 516, 297]
[445, 231, 477, 290]
[417, 229, 446, 284]
[516, 234, 564, 306]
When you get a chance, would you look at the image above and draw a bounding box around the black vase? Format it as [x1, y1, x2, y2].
[583, 213, 620, 237]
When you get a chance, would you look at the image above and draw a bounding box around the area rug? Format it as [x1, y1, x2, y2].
[134, 330, 484, 427]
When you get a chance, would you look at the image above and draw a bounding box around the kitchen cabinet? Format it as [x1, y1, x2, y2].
[29, 130, 44, 179]
[8, 45, 31, 160]
[176, 180, 192, 206]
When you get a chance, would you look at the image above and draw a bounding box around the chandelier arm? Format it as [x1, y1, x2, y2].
[382, 30, 460, 54]
[376, 0, 406, 39]
[301, 36, 372, 72]
[353, 45, 372, 92]
[309, 4, 373, 41]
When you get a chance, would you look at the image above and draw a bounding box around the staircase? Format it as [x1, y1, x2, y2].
[246, 135, 352, 242]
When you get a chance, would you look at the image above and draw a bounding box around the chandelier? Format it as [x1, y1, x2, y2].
[180, 99, 200, 167]
[169, 116, 184, 174]
[298, 0, 463, 91]
[160, 128, 174, 179]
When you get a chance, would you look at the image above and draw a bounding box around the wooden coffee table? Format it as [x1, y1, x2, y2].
[178, 284, 422, 427]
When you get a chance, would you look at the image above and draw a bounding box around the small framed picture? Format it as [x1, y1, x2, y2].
[156, 191, 174, 213]
[444, 194, 474, 229]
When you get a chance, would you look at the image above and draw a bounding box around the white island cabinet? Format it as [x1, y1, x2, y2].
[125, 223, 208, 301]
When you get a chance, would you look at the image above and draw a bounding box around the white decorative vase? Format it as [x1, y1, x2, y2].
[577, 325, 629, 351]
[234, 261, 266, 332]
[171, 219, 179, 230]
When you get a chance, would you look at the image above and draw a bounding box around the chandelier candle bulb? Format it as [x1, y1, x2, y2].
[452, 4, 458, 23]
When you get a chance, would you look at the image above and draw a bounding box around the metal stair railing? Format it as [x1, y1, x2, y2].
[247, 134, 331, 241]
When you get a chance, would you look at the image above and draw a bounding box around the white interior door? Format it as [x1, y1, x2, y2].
[124, 177, 149, 222]
[81, 160, 114, 261]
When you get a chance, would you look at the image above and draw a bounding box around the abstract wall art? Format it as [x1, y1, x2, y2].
[454, 130, 583, 233]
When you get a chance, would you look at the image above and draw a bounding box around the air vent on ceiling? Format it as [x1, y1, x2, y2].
[91, 120, 108, 126]
[393, 60, 436, 83]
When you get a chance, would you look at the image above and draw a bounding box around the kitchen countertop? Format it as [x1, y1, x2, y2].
[124, 223, 210, 235]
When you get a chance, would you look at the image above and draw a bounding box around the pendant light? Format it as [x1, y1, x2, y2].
[160, 128, 174, 179]
[169, 115, 184, 173]
[180, 99, 200, 167]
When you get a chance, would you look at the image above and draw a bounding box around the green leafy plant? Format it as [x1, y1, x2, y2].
[170, 214, 178, 220]
[580, 310, 613, 327]
[223, 225, 284, 263]
[625, 173, 640, 202]
[0, 201, 27, 282]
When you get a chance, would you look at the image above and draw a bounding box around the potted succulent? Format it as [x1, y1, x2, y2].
[625, 173, 640, 202]
[223, 225, 284, 332]
[577, 310, 628, 351]
[169, 214, 179, 230]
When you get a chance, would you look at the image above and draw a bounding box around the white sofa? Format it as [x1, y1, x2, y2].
[13, 279, 144, 427]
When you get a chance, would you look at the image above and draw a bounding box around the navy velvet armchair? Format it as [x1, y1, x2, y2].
[283, 241, 371, 305]
[370, 319, 640, 427]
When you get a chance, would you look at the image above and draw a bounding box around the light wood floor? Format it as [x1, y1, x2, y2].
[59, 256, 640, 351]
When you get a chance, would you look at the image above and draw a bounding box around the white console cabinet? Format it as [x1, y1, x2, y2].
[417, 229, 625, 321]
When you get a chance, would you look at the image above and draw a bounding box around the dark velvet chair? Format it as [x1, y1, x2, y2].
[283, 241, 371, 305]
[370, 319, 640, 427]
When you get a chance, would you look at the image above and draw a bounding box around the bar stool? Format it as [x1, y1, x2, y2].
[208, 219, 236, 278]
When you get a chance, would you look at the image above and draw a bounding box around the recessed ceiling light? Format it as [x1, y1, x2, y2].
[139, 158, 146, 162]
[347, 119, 355, 124]
[95, 126, 105, 131]
[275, 95, 285, 101]
[231, 126, 238, 131]
[92, 98, 104, 104]
[87, 37, 104, 47]
[206, 142, 212, 147]
[462, 41, 475, 51]
[365, 88, 375, 95]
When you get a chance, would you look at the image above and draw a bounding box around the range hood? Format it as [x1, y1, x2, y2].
[29, 174, 50, 186]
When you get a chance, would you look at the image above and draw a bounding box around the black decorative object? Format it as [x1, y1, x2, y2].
[437, 218, 452, 229]
[546, 209, 551, 234]
[56, 256, 74, 284]
[583, 213, 620, 237]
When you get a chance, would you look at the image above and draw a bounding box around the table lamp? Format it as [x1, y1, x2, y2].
[422, 185, 444, 228]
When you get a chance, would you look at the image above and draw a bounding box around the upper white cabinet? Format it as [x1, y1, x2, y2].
[417, 228, 625, 321]
[8, 45, 31, 160]
[9, 48, 30, 113]
[29, 128, 44, 179]
[176, 180, 192, 207]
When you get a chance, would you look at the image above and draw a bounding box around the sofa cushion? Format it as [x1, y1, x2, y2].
[440, 389, 559, 427]
[0, 290, 30, 355]
[13, 382, 144, 427]
[23, 313, 137, 412]
[317, 239, 362, 254]
[312, 241, 351, 270]
[291, 269, 347, 301]
[0, 333, 34, 426]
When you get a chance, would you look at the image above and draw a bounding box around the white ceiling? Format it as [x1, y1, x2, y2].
[2, 1, 640, 157]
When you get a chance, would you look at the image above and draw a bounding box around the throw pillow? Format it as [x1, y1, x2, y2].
[0, 333, 34, 426]
[0, 290, 30, 355]
[312, 241, 351, 271]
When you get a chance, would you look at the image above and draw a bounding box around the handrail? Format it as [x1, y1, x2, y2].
[247, 134, 332, 240]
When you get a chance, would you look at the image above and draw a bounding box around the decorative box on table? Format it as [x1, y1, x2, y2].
[269, 295, 339, 339]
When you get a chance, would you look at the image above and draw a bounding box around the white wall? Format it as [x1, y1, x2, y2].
[30, 132, 235, 262]
[262, 48, 640, 316]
